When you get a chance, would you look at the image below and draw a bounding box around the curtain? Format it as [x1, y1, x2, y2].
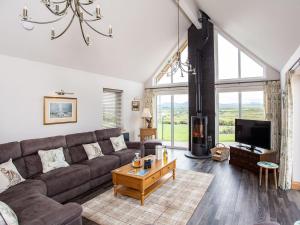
[264, 81, 281, 159]
[278, 72, 294, 190]
[143, 89, 155, 127]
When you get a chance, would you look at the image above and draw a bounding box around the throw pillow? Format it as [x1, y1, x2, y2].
[0, 159, 25, 193]
[38, 147, 69, 173]
[83, 143, 104, 160]
[110, 135, 127, 152]
[0, 201, 18, 225]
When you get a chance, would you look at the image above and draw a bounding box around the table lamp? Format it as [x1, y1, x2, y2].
[142, 108, 152, 128]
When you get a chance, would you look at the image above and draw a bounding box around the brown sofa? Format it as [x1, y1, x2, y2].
[0, 128, 143, 225]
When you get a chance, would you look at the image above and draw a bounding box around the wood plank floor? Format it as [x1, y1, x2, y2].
[78, 150, 300, 225]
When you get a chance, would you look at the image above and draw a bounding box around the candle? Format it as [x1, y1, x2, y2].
[108, 25, 112, 36]
[22, 6, 28, 19]
[51, 28, 55, 39]
[96, 5, 101, 18]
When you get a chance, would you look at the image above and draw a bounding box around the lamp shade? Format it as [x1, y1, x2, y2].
[142, 108, 152, 118]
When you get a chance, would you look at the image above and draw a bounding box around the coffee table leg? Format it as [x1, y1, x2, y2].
[141, 192, 145, 206]
[173, 169, 176, 180]
[259, 167, 262, 186]
[274, 169, 277, 189]
[114, 185, 118, 196]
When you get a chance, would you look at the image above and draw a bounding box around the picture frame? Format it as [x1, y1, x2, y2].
[132, 100, 140, 111]
[44, 96, 77, 125]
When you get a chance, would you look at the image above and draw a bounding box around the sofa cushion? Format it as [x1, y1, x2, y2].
[80, 155, 120, 179]
[95, 128, 122, 141]
[110, 135, 127, 151]
[0, 179, 46, 204]
[0, 142, 27, 179]
[38, 148, 69, 173]
[98, 140, 115, 155]
[112, 149, 141, 166]
[0, 201, 18, 225]
[0, 159, 25, 193]
[4, 193, 82, 225]
[34, 164, 90, 197]
[66, 132, 97, 163]
[21, 136, 71, 177]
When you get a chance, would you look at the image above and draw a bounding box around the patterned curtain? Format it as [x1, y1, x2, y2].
[143, 89, 155, 127]
[264, 81, 281, 160]
[278, 72, 294, 190]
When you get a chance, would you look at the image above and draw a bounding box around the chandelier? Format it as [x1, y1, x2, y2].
[20, 0, 113, 46]
[161, 0, 196, 78]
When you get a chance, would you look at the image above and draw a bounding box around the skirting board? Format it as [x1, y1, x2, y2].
[292, 181, 300, 190]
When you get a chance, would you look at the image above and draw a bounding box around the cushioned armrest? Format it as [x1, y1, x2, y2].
[23, 203, 82, 225]
[126, 141, 142, 149]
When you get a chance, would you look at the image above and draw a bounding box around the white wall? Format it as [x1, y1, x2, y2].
[0, 54, 144, 143]
[291, 71, 300, 182]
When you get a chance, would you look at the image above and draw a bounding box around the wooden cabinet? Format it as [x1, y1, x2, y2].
[140, 128, 157, 142]
[229, 145, 277, 173]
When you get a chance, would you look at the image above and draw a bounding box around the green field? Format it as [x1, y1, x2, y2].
[157, 124, 188, 141]
[156, 101, 264, 144]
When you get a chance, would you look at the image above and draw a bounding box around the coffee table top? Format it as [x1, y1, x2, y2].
[257, 161, 279, 169]
[112, 155, 176, 180]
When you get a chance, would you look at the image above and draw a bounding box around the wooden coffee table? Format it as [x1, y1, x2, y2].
[112, 155, 176, 205]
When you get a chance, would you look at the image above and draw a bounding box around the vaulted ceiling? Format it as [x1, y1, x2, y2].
[0, 0, 190, 82]
[0, 0, 299, 82]
[194, 0, 300, 71]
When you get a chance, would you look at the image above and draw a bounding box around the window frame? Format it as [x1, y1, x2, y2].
[215, 84, 265, 144]
[214, 28, 266, 83]
[102, 88, 123, 129]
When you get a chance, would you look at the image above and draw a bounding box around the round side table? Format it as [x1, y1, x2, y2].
[257, 161, 279, 191]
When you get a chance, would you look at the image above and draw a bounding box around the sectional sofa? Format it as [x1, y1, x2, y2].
[0, 128, 147, 225]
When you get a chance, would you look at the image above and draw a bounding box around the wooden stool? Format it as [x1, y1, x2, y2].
[257, 161, 279, 191]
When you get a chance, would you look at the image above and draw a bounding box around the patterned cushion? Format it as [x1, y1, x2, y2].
[0, 201, 18, 225]
[38, 148, 69, 173]
[82, 143, 103, 160]
[110, 135, 127, 151]
[0, 159, 25, 193]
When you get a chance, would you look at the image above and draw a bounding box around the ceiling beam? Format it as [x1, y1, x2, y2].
[177, 0, 202, 29]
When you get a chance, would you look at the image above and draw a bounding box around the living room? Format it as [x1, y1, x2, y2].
[0, 0, 299, 225]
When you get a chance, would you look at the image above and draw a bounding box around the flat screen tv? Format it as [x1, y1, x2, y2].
[235, 119, 271, 150]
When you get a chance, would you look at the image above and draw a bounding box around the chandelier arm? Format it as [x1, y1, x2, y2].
[79, 4, 94, 17]
[21, 14, 67, 25]
[79, 1, 93, 6]
[45, 1, 69, 16]
[79, 19, 90, 45]
[51, 0, 68, 4]
[83, 18, 101, 22]
[52, 13, 75, 40]
[84, 21, 112, 38]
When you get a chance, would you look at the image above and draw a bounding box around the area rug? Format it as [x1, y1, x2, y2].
[82, 169, 214, 225]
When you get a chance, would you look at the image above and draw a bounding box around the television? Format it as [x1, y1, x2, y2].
[235, 119, 271, 150]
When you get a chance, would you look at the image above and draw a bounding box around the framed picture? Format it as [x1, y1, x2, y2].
[44, 96, 77, 125]
[132, 100, 140, 111]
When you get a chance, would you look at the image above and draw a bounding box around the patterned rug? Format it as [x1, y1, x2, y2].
[82, 169, 214, 225]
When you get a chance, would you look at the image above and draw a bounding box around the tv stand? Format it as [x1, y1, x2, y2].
[229, 145, 276, 173]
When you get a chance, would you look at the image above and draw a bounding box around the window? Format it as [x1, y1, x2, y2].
[217, 89, 265, 143]
[156, 42, 189, 85]
[156, 93, 189, 148]
[102, 88, 123, 128]
[216, 32, 264, 80]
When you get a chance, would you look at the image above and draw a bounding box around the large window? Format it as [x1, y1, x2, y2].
[217, 89, 265, 143]
[216, 32, 264, 81]
[156, 93, 189, 148]
[102, 88, 123, 128]
[156, 42, 189, 85]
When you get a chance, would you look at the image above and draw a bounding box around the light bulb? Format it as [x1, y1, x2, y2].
[22, 6, 28, 19]
[51, 28, 55, 39]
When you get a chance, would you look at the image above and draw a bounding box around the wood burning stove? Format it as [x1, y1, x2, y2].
[191, 115, 208, 156]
